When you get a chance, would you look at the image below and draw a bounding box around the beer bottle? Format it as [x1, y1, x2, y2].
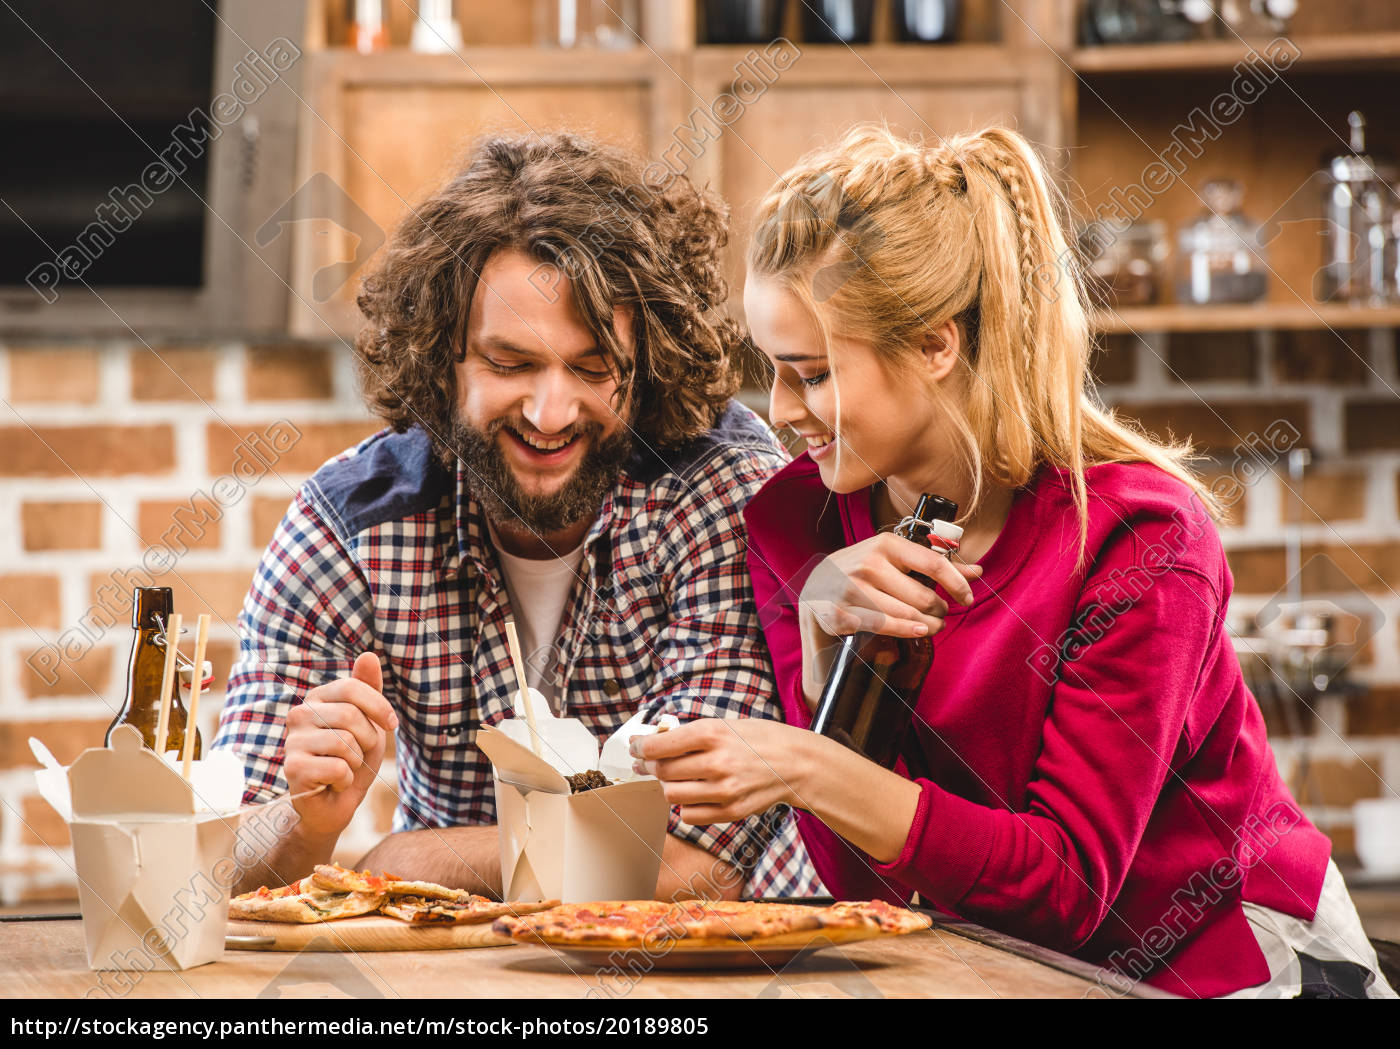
[104, 586, 202, 759]
[810, 494, 961, 771]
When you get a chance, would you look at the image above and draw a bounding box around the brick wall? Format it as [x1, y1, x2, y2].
[0, 339, 392, 904]
[1, 331, 1396, 903]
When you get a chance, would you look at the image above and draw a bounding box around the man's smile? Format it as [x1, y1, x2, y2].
[501, 424, 586, 468]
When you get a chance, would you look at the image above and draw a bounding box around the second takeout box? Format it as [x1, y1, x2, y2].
[477, 693, 672, 903]
[34, 724, 247, 972]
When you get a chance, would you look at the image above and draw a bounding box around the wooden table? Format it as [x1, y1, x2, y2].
[2, 915, 1171, 999]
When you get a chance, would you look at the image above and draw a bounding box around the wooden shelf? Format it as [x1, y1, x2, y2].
[307, 45, 668, 83]
[312, 43, 1026, 87]
[1093, 304, 1400, 334]
[690, 42, 1023, 85]
[1072, 33, 1400, 74]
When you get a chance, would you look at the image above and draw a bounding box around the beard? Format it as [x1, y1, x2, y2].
[439, 415, 634, 536]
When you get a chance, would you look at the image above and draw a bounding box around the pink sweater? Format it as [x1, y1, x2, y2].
[745, 455, 1331, 997]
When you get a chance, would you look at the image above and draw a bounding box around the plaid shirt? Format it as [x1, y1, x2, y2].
[213, 401, 819, 898]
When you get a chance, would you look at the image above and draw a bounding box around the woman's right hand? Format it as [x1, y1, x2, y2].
[799, 532, 983, 643]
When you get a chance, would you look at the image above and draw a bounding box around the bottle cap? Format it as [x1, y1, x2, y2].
[932, 518, 964, 544]
[179, 661, 216, 690]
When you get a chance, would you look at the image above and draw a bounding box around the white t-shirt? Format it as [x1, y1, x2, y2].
[486, 520, 588, 714]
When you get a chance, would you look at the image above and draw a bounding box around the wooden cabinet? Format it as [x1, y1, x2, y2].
[287, 1, 1400, 339]
[288, 0, 1057, 337]
[290, 48, 675, 334]
[1068, 21, 1400, 333]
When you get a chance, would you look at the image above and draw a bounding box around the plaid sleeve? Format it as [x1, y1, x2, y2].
[636, 443, 793, 880]
[211, 486, 376, 805]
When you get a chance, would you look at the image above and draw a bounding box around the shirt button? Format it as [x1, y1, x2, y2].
[445, 725, 462, 737]
[603, 679, 621, 697]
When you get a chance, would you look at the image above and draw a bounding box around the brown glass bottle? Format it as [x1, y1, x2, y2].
[104, 587, 202, 758]
[810, 494, 960, 770]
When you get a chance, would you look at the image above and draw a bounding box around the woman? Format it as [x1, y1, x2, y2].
[631, 124, 1394, 998]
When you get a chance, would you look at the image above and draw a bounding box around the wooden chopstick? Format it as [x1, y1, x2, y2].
[153, 613, 182, 756]
[503, 619, 541, 757]
[180, 614, 211, 779]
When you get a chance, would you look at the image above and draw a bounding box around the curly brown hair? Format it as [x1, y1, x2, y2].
[354, 129, 746, 453]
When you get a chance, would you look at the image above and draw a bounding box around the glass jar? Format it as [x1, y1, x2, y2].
[535, 0, 639, 48]
[1081, 220, 1168, 308]
[701, 1, 787, 44]
[893, 0, 961, 43]
[1318, 112, 1400, 305]
[349, 0, 389, 54]
[799, 0, 875, 44]
[1176, 179, 1269, 305]
[1216, 0, 1298, 36]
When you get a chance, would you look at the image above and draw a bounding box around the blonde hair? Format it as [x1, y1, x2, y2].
[747, 122, 1222, 562]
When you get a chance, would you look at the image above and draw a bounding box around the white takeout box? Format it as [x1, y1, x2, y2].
[477, 690, 674, 903]
[31, 725, 247, 972]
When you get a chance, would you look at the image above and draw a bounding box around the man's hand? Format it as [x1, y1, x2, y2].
[284, 651, 397, 845]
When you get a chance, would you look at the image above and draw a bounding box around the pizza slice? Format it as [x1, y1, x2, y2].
[309, 862, 467, 901]
[380, 895, 561, 926]
[817, 900, 933, 935]
[229, 882, 384, 924]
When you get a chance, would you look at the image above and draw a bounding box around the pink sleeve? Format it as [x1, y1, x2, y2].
[871, 542, 1225, 950]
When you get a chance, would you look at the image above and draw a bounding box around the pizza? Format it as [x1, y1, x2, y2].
[379, 895, 560, 926]
[819, 899, 934, 935]
[229, 883, 384, 924]
[230, 863, 557, 926]
[491, 899, 930, 949]
[308, 863, 469, 901]
[492, 900, 824, 946]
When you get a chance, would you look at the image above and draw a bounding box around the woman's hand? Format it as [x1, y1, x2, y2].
[632, 718, 924, 863]
[629, 718, 813, 825]
[800, 531, 981, 642]
[796, 533, 982, 709]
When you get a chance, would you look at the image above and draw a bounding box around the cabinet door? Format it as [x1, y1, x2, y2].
[679, 45, 1063, 318]
[289, 50, 668, 337]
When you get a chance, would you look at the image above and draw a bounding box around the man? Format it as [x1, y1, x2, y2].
[214, 130, 816, 900]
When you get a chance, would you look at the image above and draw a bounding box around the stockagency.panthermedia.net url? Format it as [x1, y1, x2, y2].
[12, 1016, 713, 1039]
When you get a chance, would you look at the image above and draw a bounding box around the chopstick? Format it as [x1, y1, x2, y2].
[181, 614, 211, 780]
[153, 613, 182, 756]
[503, 619, 541, 757]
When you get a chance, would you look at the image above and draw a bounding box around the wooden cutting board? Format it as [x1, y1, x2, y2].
[226, 914, 514, 952]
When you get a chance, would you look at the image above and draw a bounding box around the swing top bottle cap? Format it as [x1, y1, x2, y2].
[912, 494, 963, 545]
[932, 518, 964, 545]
